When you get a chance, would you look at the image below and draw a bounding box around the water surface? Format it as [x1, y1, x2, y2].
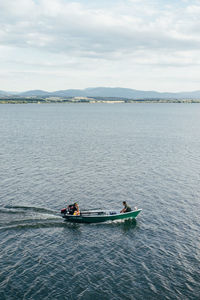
[0, 103, 200, 299]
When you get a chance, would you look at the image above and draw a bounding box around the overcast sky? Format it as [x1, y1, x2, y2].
[0, 0, 200, 92]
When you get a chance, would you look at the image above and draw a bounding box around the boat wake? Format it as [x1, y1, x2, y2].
[3, 205, 57, 215]
[0, 205, 64, 231]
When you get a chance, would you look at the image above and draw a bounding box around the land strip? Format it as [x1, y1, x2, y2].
[1, 96, 200, 104]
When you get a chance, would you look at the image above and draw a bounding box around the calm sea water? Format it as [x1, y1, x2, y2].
[0, 103, 200, 300]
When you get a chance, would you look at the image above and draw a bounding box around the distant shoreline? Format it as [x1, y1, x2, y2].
[1, 97, 200, 104]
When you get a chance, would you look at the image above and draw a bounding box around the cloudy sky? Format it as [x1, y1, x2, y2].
[0, 0, 200, 92]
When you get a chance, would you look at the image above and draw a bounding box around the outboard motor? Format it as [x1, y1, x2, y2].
[61, 208, 67, 214]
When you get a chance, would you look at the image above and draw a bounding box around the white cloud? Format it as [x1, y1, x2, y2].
[0, 0, 200, 91]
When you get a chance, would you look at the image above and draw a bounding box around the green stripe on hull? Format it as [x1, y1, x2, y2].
[63, 209, 142, 223]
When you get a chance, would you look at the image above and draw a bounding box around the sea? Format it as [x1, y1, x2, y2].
[0, 103, 199, 300]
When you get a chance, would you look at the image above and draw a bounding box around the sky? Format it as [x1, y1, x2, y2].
[0, 0, 200, 92]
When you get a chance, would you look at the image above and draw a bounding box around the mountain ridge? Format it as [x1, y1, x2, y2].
[1, 87, 200, 99]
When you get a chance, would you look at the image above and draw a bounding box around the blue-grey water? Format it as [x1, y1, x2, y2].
[0, 103, 200, 300]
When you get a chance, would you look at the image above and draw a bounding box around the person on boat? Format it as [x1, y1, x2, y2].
[67, 203, 80, 215]
[120, 201, 131, 213]
[73, 203, 80, 216]
[67, 204, 75, 215]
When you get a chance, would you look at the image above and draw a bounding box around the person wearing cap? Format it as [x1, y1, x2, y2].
[73, 203, 80, 215]
[120, 201, 131, 213]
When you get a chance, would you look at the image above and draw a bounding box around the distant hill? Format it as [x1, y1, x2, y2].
[83, 87, 176, 99]
[52, 89, 85, 97]
[18, 90, 52, 97]
[178, 91, 200, 98]
[52, 87, 178, 99]
[1, 87, 200, 99]
[0, 90, 12, 96]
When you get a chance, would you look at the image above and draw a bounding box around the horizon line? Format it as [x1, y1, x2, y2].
[1, 86, 200, 94]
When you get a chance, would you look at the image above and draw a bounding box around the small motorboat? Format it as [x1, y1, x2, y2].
[60, 207, 142, 223]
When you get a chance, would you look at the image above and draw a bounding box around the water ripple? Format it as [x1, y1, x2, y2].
[1, 104, 200, 299]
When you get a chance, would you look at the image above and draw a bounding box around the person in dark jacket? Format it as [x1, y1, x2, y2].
[120, 201, 131, 213]
[67, 202, 80, 215]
